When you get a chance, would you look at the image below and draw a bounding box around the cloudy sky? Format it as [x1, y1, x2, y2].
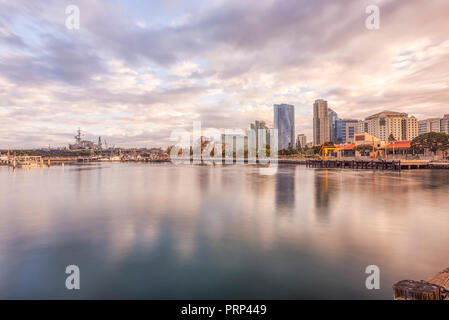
[0, 0, 448, 148]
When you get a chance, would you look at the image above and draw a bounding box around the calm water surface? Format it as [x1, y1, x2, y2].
[0, 163, 448, 299]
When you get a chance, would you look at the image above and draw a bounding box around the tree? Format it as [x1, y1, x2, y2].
[285, 146, 298, 155]
[355, 145, 374, 154]
[312, 145, 322, 155]
[388, 134, 396, 142]
[411, 132, 449, 155]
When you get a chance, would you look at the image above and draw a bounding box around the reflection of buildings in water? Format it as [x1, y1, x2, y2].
[248, 170, 271, 198]
[314, 169, 332, 219]
[425, 170, 448, 189]
[197, 166, 210, 191]
[275, 166, 295, 211]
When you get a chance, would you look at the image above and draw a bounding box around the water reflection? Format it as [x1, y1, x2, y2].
[275, 166, 295, 212]
[314, 169, 331, 220]
[0, 164, 449, 299]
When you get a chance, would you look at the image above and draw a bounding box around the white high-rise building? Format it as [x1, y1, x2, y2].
[407, 116, 418, 141]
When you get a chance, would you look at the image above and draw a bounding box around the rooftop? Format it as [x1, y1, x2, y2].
[365, 110, 408, 120]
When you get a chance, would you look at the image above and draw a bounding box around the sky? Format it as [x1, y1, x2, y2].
[0, 0, 448, 149]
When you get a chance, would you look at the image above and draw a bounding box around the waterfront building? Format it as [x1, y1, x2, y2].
[221, 133, 247, 156]
[250, 120, 271, 150]
[328, 108, 339, 143]
[296, 134, 307, 149]
[418, 118, 440, 135]
[406, 116, 419, 141]
[274, 104, 295, 150]
[357, 120, 367, 135]
[357, 111, 418, 142]
[313, 99, 340, 144]
[353, 132, 383, 147]
[441, 115, 449, 134]
[336, 119, 358, 143]
[384, 141, 413, 158]
[418, 115, 449, 135]
[313, 99, 330, 145]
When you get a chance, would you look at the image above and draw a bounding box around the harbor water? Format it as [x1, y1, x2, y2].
[0, 163, 448, 299]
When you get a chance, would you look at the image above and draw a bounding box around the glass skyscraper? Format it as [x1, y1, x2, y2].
[336, 119, 358, 143]
[274, 104, 295, 150]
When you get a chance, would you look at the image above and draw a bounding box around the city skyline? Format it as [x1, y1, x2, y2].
[1, 103, 448, 150]
[1, 0, 449, 149]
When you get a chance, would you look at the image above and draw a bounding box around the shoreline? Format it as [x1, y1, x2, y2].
[3, 158, 449, 170]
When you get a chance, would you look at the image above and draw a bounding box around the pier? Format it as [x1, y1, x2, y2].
[8, 156, 44, 169]
[304, 159, 432, 170]
[2, 156, 170, 168]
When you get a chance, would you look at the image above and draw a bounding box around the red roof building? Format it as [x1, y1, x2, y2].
[384, 141, 411, 149]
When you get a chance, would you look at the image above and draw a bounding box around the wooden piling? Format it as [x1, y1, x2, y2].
[393, 267, 449, 300]
[303, 159, 432, 171]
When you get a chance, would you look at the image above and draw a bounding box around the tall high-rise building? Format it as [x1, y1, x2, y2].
[358, 110, 418, 141]
[406, 116, 418, 141]
[274, 104, 295, 150]
[328, 108, 339, 143]
[313, 99, 329, 145]
[296, 134, 307, 149]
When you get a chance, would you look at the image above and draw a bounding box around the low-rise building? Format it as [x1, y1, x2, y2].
[296, 134, 307, 149]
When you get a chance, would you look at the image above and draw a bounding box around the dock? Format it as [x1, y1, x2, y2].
[304, 159, 431, 170]
[8, 156, 44, 169]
